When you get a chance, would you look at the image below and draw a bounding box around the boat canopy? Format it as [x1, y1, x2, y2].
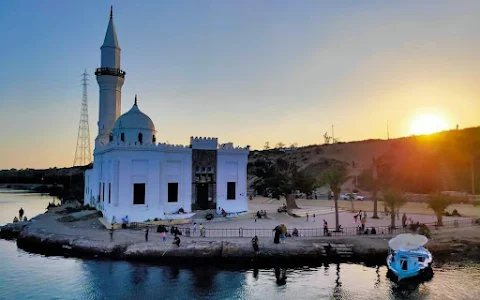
[388, 233, 428, 251]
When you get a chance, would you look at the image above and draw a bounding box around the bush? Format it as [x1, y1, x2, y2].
[452, 209, 461, 217]
[443, 211, 451, 216]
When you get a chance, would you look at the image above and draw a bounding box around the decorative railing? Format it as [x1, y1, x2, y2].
[95, 67, 126, 78]
[128, 218, 478, 238]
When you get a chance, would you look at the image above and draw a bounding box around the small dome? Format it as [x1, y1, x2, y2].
[114, 97, 155, 131]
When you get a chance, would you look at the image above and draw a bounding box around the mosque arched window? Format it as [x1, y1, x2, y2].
[138, 133, 143, 144]
[120, 133, 125, 142]
[109, 133, 113, 142]
[152, 135, 156, 143]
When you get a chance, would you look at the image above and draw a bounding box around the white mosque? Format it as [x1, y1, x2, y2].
[84, 8, 249, 222]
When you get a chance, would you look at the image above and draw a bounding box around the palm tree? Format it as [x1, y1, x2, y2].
[323, 168, 348, 230]
[382, 189, 407, 228]
[427, 192, 459, 226]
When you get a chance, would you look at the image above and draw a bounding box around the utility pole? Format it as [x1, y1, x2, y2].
[387, 120, 390, 140]
[73, 70, 92, 166]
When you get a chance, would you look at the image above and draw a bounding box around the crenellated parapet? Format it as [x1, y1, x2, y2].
[218, 142, 250, 153]
[157, 143, 191, 152]
[190, 136, 218, 150]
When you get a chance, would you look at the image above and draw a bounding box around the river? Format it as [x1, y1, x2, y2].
[1, 189, 479, 300]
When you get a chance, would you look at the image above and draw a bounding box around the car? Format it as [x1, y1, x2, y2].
[340, 193, 365, 201]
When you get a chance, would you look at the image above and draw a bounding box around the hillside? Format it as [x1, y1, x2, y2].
[248, 126, 480, 195]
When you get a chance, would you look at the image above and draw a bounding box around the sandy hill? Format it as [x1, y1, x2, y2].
[249, 126, 480, 194]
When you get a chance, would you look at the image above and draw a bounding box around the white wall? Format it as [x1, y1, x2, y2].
[216, 150, 248, 213]
[91, 146, 192, 222]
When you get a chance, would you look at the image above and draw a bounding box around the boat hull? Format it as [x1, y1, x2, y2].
[386, 248, 433, 281]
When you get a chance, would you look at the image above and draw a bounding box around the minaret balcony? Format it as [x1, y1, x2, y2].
[95, 67, 126, 78]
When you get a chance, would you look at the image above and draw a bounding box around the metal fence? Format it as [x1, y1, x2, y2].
[129, 218, 477, 238]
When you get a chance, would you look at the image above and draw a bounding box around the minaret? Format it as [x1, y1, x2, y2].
[95, 6, 125, 147]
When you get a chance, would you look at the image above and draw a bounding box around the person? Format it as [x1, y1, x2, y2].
[23, 216, 28, 222]
[280, 224, 287, 243]
[292, 228, 299, 237]
[306, 213, 309, 222]
[402, 213, 407, 228]
[323, 220, 328, 236]
[122, 215, 129, 229]
[173, 234, 181, 247]
[109, 226, 114, 242]
[162, 231, 167, 242]
[364, 228, 370, 235]
[361, 216, 366, 231]
[337, 225, 343, 232]
[193, 222, 197, 235]
[313, 213, 316, 223]
[145, 227, 149, 242]
[199, 223, 205, 237]
[221, 208, 227, 217]
[370, 227, 377, 235]
[178, 207, 184, 214]
[252, 235, 259, 252]
[354, 214, 358, 223]
[19, 207, 24, 219]
[256, 211, 262, 219]
[13, 216, 19, 223]
[174, 227, 182, 236]
[170, 226, 175, 235]
[363, 211, 367, 219]
[273, 225, 281, 244]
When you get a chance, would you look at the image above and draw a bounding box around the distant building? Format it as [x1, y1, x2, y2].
[84, 9, 249, 222]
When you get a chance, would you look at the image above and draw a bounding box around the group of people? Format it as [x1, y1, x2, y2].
[353, 210, 368, 231]
[256, 210, 267, 219]
[13, 207, 27, 223]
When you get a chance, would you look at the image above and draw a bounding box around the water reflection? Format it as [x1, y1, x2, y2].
[274, 267, 287, 286]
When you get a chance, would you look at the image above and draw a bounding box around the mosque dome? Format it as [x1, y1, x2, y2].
[114, 96, 155, 131]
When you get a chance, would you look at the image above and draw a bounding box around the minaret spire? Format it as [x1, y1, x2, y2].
[134, 94, 137, 106]
[110, 5, 113, 19]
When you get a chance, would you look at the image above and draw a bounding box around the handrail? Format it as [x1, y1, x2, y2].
[95, 67, 126, 78]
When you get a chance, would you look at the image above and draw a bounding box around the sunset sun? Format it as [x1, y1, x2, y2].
[409, 113, 448, 135]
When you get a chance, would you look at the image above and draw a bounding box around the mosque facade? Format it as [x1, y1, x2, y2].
[84, 9, 249, 222]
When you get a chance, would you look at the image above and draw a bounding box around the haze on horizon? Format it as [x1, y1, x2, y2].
[0, 1, 479, 169]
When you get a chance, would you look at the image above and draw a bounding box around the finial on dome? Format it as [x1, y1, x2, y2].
[110, 6, 113, 18]
[134, 94, 137, 106]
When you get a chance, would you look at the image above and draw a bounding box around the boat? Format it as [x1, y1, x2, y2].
[386, 233, 433, 281]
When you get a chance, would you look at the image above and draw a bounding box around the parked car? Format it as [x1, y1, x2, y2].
[340, 193, 365, 201]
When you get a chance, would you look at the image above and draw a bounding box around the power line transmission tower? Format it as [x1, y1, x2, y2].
[73, 69, 92, 166]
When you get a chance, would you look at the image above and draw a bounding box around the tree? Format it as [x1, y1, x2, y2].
[290, 142, 298, 148]
[323, 132, 332, 145]
[427, 192, 459, 226]
[251, 158, 317, 209]
[264, 141, 270, 150]
[276, 142, 285, 149]
[348, 193, 355, 212]
[382, 189, 407, 228]
[322, 168, 348, 230]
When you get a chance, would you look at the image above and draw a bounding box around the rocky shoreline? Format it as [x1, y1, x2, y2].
[2, 209, 480, 267]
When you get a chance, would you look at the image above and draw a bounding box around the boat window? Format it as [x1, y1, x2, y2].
[401, 260, 408, 270]
[418, 257, 425, 262]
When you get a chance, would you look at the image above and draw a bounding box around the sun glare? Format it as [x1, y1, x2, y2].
[409, 113, 449, 135]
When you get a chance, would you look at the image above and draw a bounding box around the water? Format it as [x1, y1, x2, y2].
[1, 189, 480, 300]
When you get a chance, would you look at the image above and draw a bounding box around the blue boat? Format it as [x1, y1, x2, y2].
[387, 234, 433, 281]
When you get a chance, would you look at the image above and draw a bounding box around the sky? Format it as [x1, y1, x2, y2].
[1, 0, 479, 169]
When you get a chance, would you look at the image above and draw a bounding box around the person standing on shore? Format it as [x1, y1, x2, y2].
[306, 213, 309, 222]
[19, 207, 24, 219]
[162, 231, 167, 242]
[313, 214, 316, 223]
[145, 227, 149, 242]
[193, 222, 197, 236]
[109, 226, 114, 242]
